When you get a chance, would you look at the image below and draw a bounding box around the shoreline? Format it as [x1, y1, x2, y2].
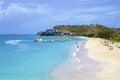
[50, 37, 120, 80]
[50, 38, 101, 80]
[84, 38, 120, 80]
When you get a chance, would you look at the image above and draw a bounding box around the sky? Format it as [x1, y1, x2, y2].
[0, 0, 120, 34]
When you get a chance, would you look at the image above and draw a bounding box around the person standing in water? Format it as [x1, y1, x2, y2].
[77, 45, 79, 48]
[76, 42, 79, 48]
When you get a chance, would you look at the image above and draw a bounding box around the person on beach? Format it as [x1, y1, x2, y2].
[109, 46, 113, 50]
[76, 42, 79, 48]
[77, 45, 79, 48]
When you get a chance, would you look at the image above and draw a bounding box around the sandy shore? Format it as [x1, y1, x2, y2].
[51, 38, 120, 80]
[84, 38, 120, 80]
[51, 39, 100, 80]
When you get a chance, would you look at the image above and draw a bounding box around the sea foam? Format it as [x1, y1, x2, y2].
[4, 40, 21, 45]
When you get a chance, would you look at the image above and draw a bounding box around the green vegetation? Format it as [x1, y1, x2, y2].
[53, 24, 120, 41]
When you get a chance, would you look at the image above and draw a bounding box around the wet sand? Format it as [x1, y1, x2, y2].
[51, 40, 101, 80]
[51, 38, 120, 80]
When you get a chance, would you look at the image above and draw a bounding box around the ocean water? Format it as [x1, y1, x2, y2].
[0, 35, 84, 80]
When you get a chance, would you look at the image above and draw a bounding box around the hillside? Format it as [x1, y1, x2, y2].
[53, 24, 120, 40]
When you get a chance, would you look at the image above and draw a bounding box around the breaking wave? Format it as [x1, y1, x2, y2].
[4, 40, 21, 45]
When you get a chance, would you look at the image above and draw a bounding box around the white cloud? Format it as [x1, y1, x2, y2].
[78, 0, 96, 2]
[0, 0, 119, 23]
[0, 0, 4, 6]
[63, 6, 115, 14]
[73, 15, 98, 21]
[77, 0, 113, 4]
[106, 10, 120, 19]
[107, 11, 120, 15]
[0, 0, 4, 11]
[48, 6, 115, 22]
[48, 10, 98, 22]
[0, 1, 53, 19]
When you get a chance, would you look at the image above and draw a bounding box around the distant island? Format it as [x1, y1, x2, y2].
[37, 24, 120, 41]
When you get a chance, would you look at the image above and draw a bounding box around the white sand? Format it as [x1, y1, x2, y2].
[51, 38, 120, 80]
[84, 38, 120, 80]
[51, 41, 100, 80]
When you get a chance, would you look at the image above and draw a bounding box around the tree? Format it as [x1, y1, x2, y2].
[98, 29, 114, 39]
[88, 33, 94, 37]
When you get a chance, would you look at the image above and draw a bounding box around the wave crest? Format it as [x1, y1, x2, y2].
[4, 40, 21, 45]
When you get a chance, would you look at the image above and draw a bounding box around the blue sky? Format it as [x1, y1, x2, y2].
[0, 0, 120, 34]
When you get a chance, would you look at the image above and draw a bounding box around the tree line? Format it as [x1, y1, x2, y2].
[53, 24, 120, 41]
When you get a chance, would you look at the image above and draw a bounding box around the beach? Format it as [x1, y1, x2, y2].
[51, 37, 120, 80]
[84, 38, 120, 80]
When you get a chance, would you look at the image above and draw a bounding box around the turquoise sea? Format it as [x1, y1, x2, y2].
[0, 35, 84, 80]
